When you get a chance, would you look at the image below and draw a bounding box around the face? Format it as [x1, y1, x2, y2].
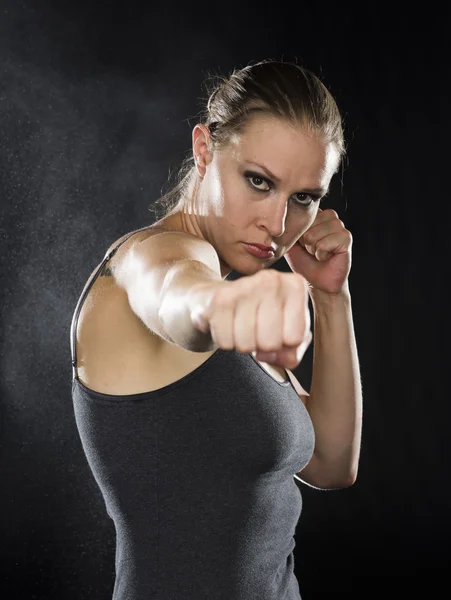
[186, 113, 340, 278]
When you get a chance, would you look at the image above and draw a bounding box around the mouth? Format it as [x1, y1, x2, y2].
[247, 243, 275, 252]
[242, 243, 275, 259]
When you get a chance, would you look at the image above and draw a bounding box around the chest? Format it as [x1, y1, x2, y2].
[75, 269, 289, 396]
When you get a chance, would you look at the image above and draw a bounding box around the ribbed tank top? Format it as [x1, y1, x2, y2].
[70, 224, 315, 600]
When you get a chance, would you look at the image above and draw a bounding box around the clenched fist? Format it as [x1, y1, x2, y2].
[189, 269, 312, 369]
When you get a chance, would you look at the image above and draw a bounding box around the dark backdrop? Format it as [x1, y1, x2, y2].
[1, 2, 450, 598]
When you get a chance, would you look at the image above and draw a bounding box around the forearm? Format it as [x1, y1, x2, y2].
[307, 285, 363, 485]
[158, 260, 222, 352]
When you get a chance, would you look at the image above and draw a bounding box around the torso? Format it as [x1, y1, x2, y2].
[74, 224, 289, 396]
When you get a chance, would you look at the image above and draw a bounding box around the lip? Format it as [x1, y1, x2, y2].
[242, 243, 275, 259]
[247, 243, 274, 252]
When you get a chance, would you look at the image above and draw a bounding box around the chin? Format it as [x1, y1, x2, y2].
[230, 258, 274, 277]
[221, 243, 277, 278]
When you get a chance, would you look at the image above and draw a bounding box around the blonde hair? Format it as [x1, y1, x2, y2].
[150, 58, 345, 220]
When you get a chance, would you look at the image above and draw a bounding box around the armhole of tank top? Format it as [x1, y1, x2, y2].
[70, 225, 175, 383]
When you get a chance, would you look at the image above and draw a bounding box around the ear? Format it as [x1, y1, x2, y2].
[192, 124, 213, 178]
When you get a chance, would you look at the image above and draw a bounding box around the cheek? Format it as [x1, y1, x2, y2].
[207, 172, 227, 215]
[222, 177, 249, 216]
[300, 207, 319, 228]
[286, 209, 313, 234]
[216, 167, 248, 209]
[306, 214, 317, 231]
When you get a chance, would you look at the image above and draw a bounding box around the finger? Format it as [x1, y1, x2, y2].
[302, 224, 350, 260]
[256, 328, 312, 367]
[255, 291, 284, 352]
[209, 291, 236, 350]
[255, 344, 295, 366]
[234, 294, 259, 353]
[282, 276, 310, 347]
[304, 243, 316, 256]
[315, 231, 352, 257]
[256, 344, 299, 369]
[315, 250, 332, 261]
[301, 208, 334, 233]
[301, 216, 344, 247]
[314, 208, 339, 223]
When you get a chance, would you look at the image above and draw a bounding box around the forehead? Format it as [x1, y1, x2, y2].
[227, 113, 338, 185]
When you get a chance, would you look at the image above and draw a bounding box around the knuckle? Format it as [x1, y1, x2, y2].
[300, 326, 312, 343]
[222, 342, 235, 351]
[286, 332, 304, 347]
[302, 230, 311, 243]
[325, 208, 339, 219]
[257, 274, 280, 294]
[211, 331, 234, 350]
[258, 338, 282, 354]
[258, 342, 278, 352]
[289, 272, 307, 291]
[287, 356, 300, 369]
[257, 268, 279, 285]
[212, 288, 233, 309]
[287, 316, 310, 344]
[236, 343, 254, 353]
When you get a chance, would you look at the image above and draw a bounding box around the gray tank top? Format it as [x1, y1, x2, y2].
[70, 225, 315, 600]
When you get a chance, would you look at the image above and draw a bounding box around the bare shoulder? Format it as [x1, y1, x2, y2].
[106, 225, 216, 267]
[105, 227, 167, 265]
[77, 227, 170, 295]
[116, 226, 222, 284]
[100, 226, 186, 278]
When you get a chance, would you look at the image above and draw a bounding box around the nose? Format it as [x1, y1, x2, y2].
[256, 195, 288, 239]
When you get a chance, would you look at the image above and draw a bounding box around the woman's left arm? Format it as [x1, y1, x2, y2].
[297, 283, 363, 489]
[281, 208, 362, 490]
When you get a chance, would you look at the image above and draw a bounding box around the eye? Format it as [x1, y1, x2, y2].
[293, 191, 325, 208]
[245, 172, 272, 192]
[245, 170, 324, 207]
[293, 193, 315, 207]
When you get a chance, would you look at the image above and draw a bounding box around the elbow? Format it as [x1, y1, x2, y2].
[298, 466, 358, 491]
[331, 471, 358, 489]
[341, 463, 359, 487]
[296, 451, 359, 490]
[319, 477, 356, 491]
[318, 478, 355, 491]
[346, 471, 358, 487]
[331, 469, 358, 489]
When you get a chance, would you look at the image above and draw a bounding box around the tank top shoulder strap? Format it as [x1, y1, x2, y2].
[70, 225, 175, 381]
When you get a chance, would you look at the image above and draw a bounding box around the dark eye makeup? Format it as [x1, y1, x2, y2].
[243, 170, 323, 207]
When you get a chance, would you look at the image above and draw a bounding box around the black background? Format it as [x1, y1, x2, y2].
[1, 1, 450, 598]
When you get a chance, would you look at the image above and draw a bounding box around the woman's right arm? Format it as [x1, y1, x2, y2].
[115, 231, 224, 352]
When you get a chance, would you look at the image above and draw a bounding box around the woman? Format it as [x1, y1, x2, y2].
[70, 59, 362, 600]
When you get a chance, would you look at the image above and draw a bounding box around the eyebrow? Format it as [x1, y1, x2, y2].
[244, 161, 328, 196]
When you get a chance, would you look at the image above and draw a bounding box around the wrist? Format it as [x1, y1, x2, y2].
[187, 279, 224, 315]
[308, 283, 351, 306]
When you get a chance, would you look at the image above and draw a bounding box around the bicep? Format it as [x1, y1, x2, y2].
[115, 231, 221, 338]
